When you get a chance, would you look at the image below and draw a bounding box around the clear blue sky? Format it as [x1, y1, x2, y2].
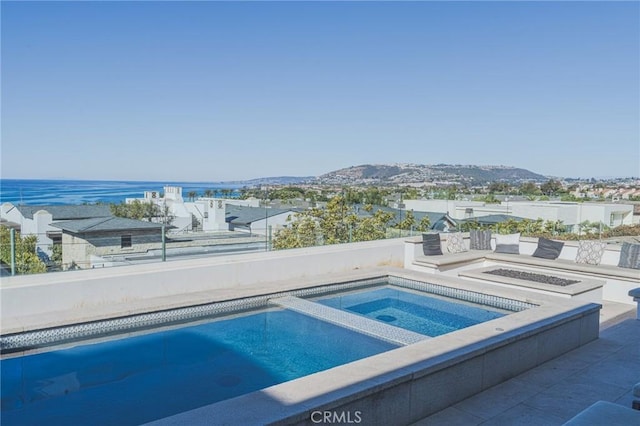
[2, 1, 638, 181]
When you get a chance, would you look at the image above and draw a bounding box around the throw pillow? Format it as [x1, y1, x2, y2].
[446, 232, 467, 254]
[532, 237, 564, 260]
[494, 233, 520, 254]
[470, 229, 492, 250]
[422, 233, 443, 256]
[575, 241, 607, 265]
[617, 242, 640, 270]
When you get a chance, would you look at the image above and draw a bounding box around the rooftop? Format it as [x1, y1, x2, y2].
[1, 235, 638, 424]
[50, 216, 166, 233]
[12, 204, 112, 220]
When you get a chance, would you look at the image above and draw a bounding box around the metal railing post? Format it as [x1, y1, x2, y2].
[161, 225, 166, 262]
[10, 229, 16, 275]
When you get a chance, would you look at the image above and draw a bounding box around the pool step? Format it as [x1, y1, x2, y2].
[269, 296, 430, 346]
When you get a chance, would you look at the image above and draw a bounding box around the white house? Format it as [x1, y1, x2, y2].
[0, 203, 112, 255]
[126, 186, 259, 233]
[225, 205, 300, 236]
[403, 199, 634, 232]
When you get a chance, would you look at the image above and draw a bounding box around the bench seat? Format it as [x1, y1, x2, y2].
[413, 251, 486, 270]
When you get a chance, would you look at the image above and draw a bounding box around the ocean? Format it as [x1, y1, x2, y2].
[0, 179, 242, 205]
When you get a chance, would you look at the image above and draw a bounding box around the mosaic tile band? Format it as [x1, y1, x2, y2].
[1, 275, 533, 353]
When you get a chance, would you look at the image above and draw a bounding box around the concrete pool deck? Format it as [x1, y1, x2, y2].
[413, 311, 639, 425]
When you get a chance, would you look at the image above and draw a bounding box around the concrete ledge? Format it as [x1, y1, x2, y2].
[412, 251, 486, 271]
[562, 401, 640, 425]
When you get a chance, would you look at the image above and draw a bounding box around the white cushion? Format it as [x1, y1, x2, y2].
[446, 232, 467, 254]
[575, 240, 607, 265]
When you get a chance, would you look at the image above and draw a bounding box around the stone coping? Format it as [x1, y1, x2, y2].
[413, 251, 486, 267]
[459, 266, 605, 297]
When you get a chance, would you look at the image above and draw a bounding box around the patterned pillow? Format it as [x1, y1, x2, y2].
[422, 233, 443, 256]
[532, 237, 564, 260]
[494, 233, 520, 254]
[575, 241, 607, 265]
[446, 232, 467, 254]
[617, 242, 640, 270]
[470, 229, 492, 250]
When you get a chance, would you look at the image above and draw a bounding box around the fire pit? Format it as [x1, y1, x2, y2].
[459, 266, 605, 304]
[483, 268, 580, 287]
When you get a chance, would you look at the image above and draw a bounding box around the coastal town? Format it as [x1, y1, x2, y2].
[1, 168, 639, 274]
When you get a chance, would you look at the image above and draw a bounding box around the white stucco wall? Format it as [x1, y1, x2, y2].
[0, 238, 406, 323]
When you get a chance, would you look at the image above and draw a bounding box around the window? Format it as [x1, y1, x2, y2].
[121, 235, 132, 248]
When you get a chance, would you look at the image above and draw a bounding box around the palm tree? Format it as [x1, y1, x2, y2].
[204, 189, 214, 198]
[187, 191, 197, 201]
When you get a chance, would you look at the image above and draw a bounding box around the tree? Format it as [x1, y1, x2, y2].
[415, 216, 431, 232]
[110, 201, 174, 225]
[488, 182, 510, 193]
[273, 214, 320, 249]
[187, 191, 198, 201]
[397, 209, 416, 230]
[272, 194, 394, 249]
[519, 182, 540, 195]
[203, 189, 214, 198]
[483, 194, 500, 204]
[540, 179, 563, 196]
[0, 228, 47, 274]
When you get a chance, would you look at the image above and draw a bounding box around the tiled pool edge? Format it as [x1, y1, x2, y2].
[1, 272, 534, 354]
[146, 300, 601, 426]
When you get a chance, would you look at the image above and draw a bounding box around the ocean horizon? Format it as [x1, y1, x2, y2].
[0, 179, 243, 205]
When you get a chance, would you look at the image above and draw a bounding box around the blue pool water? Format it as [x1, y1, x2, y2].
[316, 287, 506, 336]
[0, 309, 396, 426]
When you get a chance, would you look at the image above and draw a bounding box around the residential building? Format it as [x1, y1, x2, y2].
[225, 205, 299, 235]
[0, 203, 112, 255]
[50, 217, 166, 269]
[126, 186, 259, 233]
[403, 199, 634, 232]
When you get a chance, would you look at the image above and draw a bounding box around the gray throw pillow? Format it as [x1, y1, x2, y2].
[470, 229, 492, 250]
[532, 237, 564, 260]
[422, 233, 443, 256]
[617, 242, 640, 269]
[494, 233, 520, 254]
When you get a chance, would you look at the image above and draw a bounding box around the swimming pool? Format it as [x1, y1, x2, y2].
[0, 275, 535, 425]
[1, 308, 397, 426]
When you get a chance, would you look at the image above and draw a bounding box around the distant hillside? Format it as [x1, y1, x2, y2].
[318, 164, 548, 185]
